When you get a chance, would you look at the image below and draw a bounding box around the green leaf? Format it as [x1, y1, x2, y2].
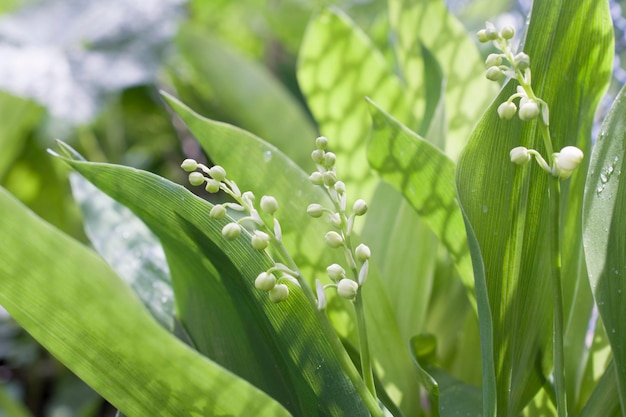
[583, 83, 626, 409]
[0, 186, 291, 417]
[175, 26, 317, 171]
[409, 334, 482, 417]
[388, 0, 497, 159]
[579, 360, 621, 417]
[366, 100, 474, 304]
[69, 173, 174, 330]
[0, 383, 33, 417]
[297, 7, 411, 201]
[57, 147, 372, 416]
[456, 0, 613, 414]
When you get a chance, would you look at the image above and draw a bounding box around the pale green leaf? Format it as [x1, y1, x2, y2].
[583, 83, 626, 409]
[0, 187, 291, 417]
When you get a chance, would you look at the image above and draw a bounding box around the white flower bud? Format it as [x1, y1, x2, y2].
[205, 179, 220, 193]
[255, 272, 277, 291]
[497, 101, 517, 120]
[326, 263, 346, 281]
[181, 159, 198, 172]
[311, 149, 325, 164]
[485, 66, 504, 81]
[269, 284, 289, 303]
[260, 195, 278, 214]
[485, 53, 502, 67]
[355, 244, 371, 262]
[477, 29, 489, 43]
[315, 280, 327, 310]
[556, 146, 584, 171]
[334, 181, 346, 194]
[485, 22, 499, 40]
[221, 223, 242, 240]
[188, 172, 205, 186]
[209, 166, 227, 182]
[325, 231, 343, 248]
[510, 147, 531, 165]
[501, 25, 515, 40]
[353, 199, 368, 216]
[337, 279, 359, 300]
[323, 171, 337, 187]
[315, 136, 328, 150]
[251, 230, 270, 251]
[209, 205, 227, 219]
[309, 171, 324, 185]
[324, 152, 336, 168]
[307, 203, 325, 217]
[514, 53, 530, 71]
[519, 100, 540, 121]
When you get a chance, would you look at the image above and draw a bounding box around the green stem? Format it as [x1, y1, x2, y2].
[354, 290, 377, 399]
[550, 177, 567, 417]
[271, 240, 384, 417]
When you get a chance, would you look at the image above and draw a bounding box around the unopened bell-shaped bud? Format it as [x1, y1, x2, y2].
[355, 244, 371, 262]
[188, 172, 205, 186]
[497, 101, 517, 120]
[477, 29, 489, 43]
[334, 181, 346, 194]
[485, 22, 499, 40]
[501, 25, 515, 40]
[510, 147, 531, 165]
[260, 195, 278, 214]
[519, 100, 540, 121]
[307, 203, 325, 218]
[325, 231, 344, 248]
[208, 166, 227, 182]
[485, 53, 502, 67]
[221, 223, 242, 240]
[255, 272, 277, 291]
[327, 263, 346, 281]
[209, 204, 227, 219]
[315, 136, 328, 150]
[181, 159, 198, 172]
[269, 284, 289, 303]
[315, 280, 327, 310]
[309, 171, 324, 185]
[205, 179, 221, 193]
[337, 279, 359, 300]
[311, 149, 325, 164]
[486, 66, 504, 81]
[514, 52, 530, 71]
[556, 146, 584, 176]
[251, 230, 270, 251]
[323, 171, 338, 187]
[324, 152, 336, 168]
[353, 199, 368, 216]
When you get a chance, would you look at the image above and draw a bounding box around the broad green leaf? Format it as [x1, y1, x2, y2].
[579, 360, 621, 417]
[410, 334, 482, 417]
[0, 187, 291, 417]
[366, 100, 474, 304]
[583, 83, 626, 409]
[0, 91, 41, 181]
[57, 148, 372, 417]
[388, 0, 497, 159]
[163, 93, 418, 416]
[298, 7, 411, 201]
[70, 174, 174, 330]
[456, 0, 613, 414]
[361, 181, 437, 341]
[175, 26, 317, 171]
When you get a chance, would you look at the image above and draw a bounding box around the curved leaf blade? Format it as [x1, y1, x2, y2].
[0, 187, 291, 417]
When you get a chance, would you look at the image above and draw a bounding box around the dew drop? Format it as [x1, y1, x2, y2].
[482, 205, 488, 213]
[601, 173, 608, 183]
[615, 156, 620, 163]
[618, 289, 622, 294]
[263, 150, 273, 162]
[612, 328, 617, 334]
[597, 185, 605, 194]
[608, 166, 614, 175]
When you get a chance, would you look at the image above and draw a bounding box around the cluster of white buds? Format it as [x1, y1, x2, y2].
[181, 158, 293, 303]
[254, 264, 300, 303]
[477, 23, 584, 180]
[306, 137, 371, 309]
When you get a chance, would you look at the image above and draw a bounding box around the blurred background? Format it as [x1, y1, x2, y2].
[0, 0, 624, 415]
